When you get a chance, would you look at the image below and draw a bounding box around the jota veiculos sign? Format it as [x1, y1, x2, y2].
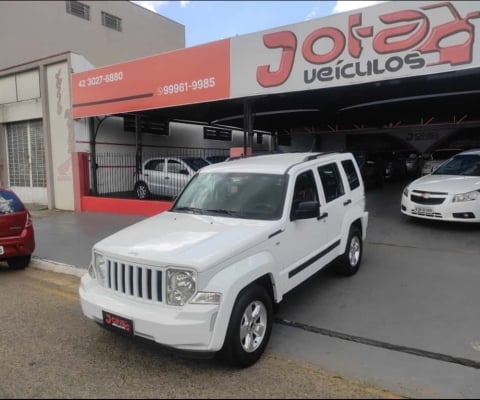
[254, 2, 480, 88]
[230, 1, 480, 96]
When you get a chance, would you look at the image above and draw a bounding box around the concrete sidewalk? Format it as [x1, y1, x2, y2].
[28, 207, 146, 272]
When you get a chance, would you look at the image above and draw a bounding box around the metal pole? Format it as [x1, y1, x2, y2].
[243, 99, 253, 157]
[89, 117, 98, 195]
[90, 116, 109, 196]
[135, 114, 142, 174]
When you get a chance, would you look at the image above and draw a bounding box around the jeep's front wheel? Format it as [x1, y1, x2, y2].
[220, 284, 273, 368]
[335, 226, 362, 276]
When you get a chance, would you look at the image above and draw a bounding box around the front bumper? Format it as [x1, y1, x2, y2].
[401, 193, 480, 223]
[79, 274, 221, 351]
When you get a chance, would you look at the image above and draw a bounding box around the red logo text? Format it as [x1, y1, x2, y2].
[256, 2, 480, 87]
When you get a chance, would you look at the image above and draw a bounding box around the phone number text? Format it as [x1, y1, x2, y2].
[157, 77, 216, 95]
[78, 72, 124, 87]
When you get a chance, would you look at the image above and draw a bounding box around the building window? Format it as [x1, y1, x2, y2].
[6, 120, 47, 188]
[101, 11, 122, 32]
[66, 0, 90, 20]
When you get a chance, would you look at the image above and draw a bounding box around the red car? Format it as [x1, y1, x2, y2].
[0, 188, 35, 269]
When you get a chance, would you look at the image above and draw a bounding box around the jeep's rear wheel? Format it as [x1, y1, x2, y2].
[335, 226, 362, 276]
[220, 284, 273, 368]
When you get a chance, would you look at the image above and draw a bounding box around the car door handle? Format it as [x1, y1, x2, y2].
[343, 199, 352, 206]
[144, 173, 149, 177]
[164, 177, 170, 180]
[318, 212, 328, 221]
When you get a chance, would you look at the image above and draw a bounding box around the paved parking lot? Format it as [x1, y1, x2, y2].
[273, 179, 480, 398]
[28, 178, 480, 398]
[0, 267, 402, 399]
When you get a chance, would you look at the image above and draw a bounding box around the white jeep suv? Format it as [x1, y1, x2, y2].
[80, 152, 369, 367]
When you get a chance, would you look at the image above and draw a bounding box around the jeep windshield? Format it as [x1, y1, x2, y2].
[171, 172, 288, 220]
[433, 154, 480, 176]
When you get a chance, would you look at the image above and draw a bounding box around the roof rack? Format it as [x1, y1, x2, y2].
[226, 151, 282, 162]
[227, 151, 342, 166]
[282, 151, 341, 174]
[302, 151, 339, 162]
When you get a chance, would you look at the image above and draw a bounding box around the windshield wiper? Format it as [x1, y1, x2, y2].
[173, 206, 204, 214]
[205, 208, 239, 217]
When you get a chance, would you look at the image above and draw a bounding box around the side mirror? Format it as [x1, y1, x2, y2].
[179, 169, 189, 175]
[292, 201, 320, 220]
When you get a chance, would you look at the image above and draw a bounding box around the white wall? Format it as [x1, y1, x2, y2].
[0, 1, 184, 71]
[46, 61, 75, 210]
[0, 68, 43, 198]
[0, 70, 42, 123]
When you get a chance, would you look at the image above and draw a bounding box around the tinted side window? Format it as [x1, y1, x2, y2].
[145, 159, 164, 171]
[291, 170, 318, 218]
[341, 159, 360, 190]
[318, 163, 345, 203]
[167, 160, 183, 174]
[0, 190, 25, 214]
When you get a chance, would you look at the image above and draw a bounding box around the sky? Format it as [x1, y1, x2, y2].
[131, 1, 387, 48]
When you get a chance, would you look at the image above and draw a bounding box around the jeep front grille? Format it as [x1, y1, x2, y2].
[106, 259, 162, 302]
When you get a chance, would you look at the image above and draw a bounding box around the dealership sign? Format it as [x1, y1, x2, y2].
[230, 1, 480, 96]
[71, 40, 230, 118]
[72, 1, 480, 118]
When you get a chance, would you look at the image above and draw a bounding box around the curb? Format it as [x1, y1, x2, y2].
[31, 257, 87, 278]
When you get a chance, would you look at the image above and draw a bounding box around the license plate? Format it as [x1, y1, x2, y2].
[0, 246, 3, 255]
[415, 207, 433, 214]
[102, 311, 133, 336]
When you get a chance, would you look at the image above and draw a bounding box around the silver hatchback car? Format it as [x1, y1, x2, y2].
[134, 156, 209, 199]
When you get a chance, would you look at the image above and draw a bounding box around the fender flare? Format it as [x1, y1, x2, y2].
[203, 251, 280, 351]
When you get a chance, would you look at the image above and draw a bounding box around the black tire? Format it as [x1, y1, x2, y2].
[7, 255, 31, 270]
[335, 226, 363, 276]
[219, 284, 273, 368]
[135, 182, 150, 200]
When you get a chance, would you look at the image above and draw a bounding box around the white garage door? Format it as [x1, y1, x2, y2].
[6, 120, 47, 205]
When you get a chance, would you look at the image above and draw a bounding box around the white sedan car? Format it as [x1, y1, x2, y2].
[401, 149, 480, 222]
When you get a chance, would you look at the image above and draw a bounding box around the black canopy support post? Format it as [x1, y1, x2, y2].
[89, 115, 109, 196]
[89, 117, 98, 196]
[243, 99, 254, 157]
[135, 114, 143, 175]
[273, 130, 278, 153]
